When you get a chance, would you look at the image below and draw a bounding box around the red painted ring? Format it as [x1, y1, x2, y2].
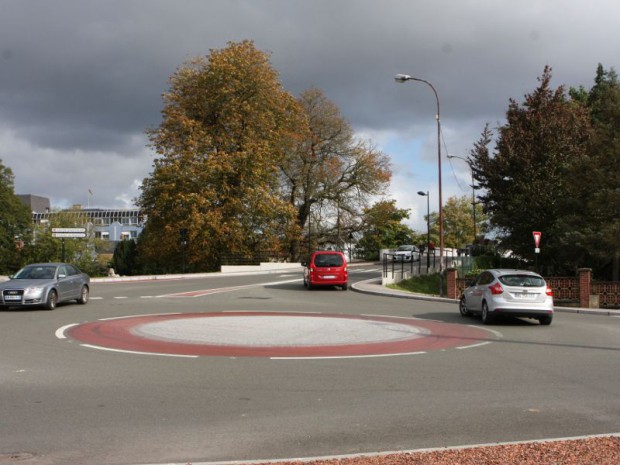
[67, 312, 493, 358]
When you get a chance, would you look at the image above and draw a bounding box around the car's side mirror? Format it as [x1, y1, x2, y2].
[58, 274, 67, 279]
[301, 261, 307, 267]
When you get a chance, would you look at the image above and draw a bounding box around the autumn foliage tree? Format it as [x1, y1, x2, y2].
[138, 41, 304, 271]
[427, 195, 488, 249]
[280, 89, 391, 259]
[138, 42, 391, 271]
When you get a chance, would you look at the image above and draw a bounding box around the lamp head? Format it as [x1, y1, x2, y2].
[417, 191, 427, 197]
[394, 74, 412, 83]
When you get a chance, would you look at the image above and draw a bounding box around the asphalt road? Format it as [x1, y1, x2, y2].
[1, 265, 619, 465]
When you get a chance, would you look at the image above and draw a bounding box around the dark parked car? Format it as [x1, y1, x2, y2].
[0, 263, 90, 310]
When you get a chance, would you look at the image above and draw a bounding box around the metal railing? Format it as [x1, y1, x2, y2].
[383, 249, 475, 279]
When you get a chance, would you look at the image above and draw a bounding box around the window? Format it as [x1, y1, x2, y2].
[313, 253, 344, 268]
[476, 272, 494, 285]
[499, 275, 545, 287]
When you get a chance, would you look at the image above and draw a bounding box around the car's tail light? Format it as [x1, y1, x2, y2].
[489, 282, 504, 295]
[546, 286, 553, 297]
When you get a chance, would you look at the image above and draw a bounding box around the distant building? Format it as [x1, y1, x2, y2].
[20, 195, 146, 251]
[18, 194, 51, 213]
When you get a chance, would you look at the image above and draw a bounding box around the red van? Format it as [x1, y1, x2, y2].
[303, 251, 348, 290]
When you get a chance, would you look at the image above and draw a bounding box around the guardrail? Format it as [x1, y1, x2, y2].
[382, 250, 474, 282]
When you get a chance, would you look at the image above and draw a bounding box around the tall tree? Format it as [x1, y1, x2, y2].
[356, 200, 414, 260]
[0, 159, 31, 273]
[470, 67, 593, 274]
[138, 41, 304, 271]
[564, 65, 620, 279]
[280, 89, 391, 259]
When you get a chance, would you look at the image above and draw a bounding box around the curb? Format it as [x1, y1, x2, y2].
[351, 278, 620, 317]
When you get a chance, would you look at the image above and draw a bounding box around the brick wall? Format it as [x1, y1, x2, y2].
[451, 268, 620, 309]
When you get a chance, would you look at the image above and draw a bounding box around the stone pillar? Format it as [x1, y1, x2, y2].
[446, 268, 458, 299]
[578, 268, 592, 308]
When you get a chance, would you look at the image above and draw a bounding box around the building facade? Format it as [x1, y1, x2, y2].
[20, 196, 146, 251]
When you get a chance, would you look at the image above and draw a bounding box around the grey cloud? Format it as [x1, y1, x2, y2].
[0, 0, 618, 209]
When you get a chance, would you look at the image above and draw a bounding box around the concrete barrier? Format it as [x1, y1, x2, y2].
[220, 262, 303, 273]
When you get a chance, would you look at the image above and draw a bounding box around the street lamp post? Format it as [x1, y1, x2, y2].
[417, 191, 431, 269]
[395, 74, 444, 296]
[447, 154, 477, 243]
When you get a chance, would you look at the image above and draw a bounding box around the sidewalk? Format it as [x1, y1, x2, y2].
[351, 277, 620, 317]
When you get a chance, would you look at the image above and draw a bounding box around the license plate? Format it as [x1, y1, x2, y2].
[4, 295, 22, 301]
[322, 275, 336, 279]
[514, 292, 537, 300]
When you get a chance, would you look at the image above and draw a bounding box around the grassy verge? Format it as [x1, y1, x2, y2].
[386, 273, 444, 296]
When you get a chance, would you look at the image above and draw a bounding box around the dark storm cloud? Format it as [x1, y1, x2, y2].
[0, 0, 618, 208]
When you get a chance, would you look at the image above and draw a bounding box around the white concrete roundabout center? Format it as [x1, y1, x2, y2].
[58, 311, 495, 359]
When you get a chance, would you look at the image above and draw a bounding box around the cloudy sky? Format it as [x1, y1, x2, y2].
[1, 0, 618, 231]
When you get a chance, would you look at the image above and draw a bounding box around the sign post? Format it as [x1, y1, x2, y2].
[52, 228, 87, 261]
[51, 228, 87, 238]
[532, 231, 542, 272]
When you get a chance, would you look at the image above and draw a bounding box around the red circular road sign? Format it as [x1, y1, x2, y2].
[66, 312, 495, 358]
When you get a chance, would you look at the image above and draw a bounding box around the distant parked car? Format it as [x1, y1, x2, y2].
[459, 269, 553, 325]
[0, 263, 90, 310]
[393, 245, 420, 262]
[303, 251, 348, 290]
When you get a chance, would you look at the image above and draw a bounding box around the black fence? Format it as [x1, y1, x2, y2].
[383, 250, 476, 279]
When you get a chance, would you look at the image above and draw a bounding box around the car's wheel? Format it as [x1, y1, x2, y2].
[77, 285, 89, 305]
[307, 281, 313, 290]
[481, 301, 494, 324]
[45, 290, 58, 310]
[459, 297, 471, 317]
[538, 315, 553, 326]
[342, 283, 348, 291]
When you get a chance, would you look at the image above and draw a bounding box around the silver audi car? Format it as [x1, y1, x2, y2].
[0, 263, 90, 310]
[459, 269, 554, 325]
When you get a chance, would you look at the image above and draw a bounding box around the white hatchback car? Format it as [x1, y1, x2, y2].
[393, 245, 420, 262]
[459, 269, 554, 325]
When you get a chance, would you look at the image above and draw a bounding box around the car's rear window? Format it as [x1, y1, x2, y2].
[499, 274, 545, 287]
[313, 254, 344, 267]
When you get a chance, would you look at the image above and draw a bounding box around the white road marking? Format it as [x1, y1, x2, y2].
[271, 351, 427, 360]
[79, 344, 198, 358]
[457, 341, 493, 350]
[55, 323, 78, 339]
[99, 312, 182, 321]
